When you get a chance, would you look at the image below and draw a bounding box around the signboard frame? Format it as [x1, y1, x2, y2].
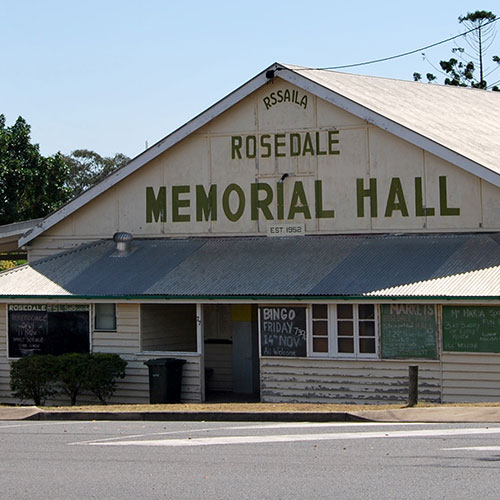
[7, 304, 92, 359]
[259, 305, 308, 358]
[380, 304, 438, 360]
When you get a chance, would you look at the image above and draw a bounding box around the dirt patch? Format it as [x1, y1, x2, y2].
[37, 401, 500, 413]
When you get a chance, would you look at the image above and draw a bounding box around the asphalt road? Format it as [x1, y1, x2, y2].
[1, 420, 500, 499]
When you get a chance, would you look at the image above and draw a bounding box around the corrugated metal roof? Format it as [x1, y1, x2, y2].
[0, 218, 43, 254]
[1, 234, 499, 299]
[284, 64, 500, 177]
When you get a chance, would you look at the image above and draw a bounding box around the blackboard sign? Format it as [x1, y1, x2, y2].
[8, 305, 48, 357]
[8, 305, 90, 357]
[381, 304, 437, 359]
[443, 306, 500, 353]
[260, 306, 307, 357]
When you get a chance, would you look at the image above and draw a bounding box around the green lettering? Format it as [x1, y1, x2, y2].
[415, 177, 435, 217]
[275, 134, 286, 157]
[260, 134, 271, 158]
[287, 181, 311, 219]
[146, 186, 166, 223]
[231, 136, 242, 159]
[439, 176, 460, 216]
[251, 183, 274, 220]
[315, 180, 334, 218]
[315, 132, 327, 156]
[246, 135, 256, 159]
[196, 185, 217, 221]
[290, 133, 301, 157]
[302, 133, 314, 156]
[277, 182, 284, 220]
[384, 178, 409, 217]
[172, 185, 191, 222]
[356, 178, 378, 218]
[222, 184, 245, 222]
[328, 130, 340, 155]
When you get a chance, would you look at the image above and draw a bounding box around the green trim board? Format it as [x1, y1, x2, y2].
[0, 294, 499, 301]
[443, 306, 500, 353]
[381, 304, 438, 359]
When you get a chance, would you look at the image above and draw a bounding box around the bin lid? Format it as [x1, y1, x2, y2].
[144, 358, 186, 366]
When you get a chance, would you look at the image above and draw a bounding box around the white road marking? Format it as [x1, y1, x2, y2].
[84, 426, 500, 448]
[444, 446, 500, 451]
[67, 421, 427, 445]
[0, 421, 103, 430]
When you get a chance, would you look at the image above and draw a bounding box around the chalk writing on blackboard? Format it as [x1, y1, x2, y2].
[443, 306, 500, 353]
[260, 307, 307, 357]
[381, 304, 437, 359]
[8, 304, 90, 358]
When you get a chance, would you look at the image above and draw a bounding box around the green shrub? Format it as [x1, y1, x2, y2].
[84, 353, 127, 404]
[10, 352, 127, 405]
[10, 355, 58, 405]
[56, 353, 91, 405]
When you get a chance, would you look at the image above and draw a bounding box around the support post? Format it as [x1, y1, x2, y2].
[408, 365, 419, 407]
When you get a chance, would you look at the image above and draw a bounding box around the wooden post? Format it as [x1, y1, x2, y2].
[408, 365, 418, 407]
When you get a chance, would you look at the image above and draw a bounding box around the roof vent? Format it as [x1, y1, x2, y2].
[113, 232, 133, 254]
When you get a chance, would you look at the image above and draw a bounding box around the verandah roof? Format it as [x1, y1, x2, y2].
[0, 233, 499, 299]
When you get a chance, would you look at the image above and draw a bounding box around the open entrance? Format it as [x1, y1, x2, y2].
[203, 304, 260, 401]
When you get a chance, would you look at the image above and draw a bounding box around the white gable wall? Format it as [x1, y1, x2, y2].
[26, 79, 500, 261]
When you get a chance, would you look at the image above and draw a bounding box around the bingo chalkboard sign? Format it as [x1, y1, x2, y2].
[8, 304, 90, 357]
[260, 306, 307, 357]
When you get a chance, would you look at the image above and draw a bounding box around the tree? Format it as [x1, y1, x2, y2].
[0, 115, 71, 225]
[413, 10, 500, 91]
[62, 149, 130, 197]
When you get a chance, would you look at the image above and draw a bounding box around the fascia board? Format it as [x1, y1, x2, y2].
[19, 63, 282, 247]
[278, 68, 500, 189]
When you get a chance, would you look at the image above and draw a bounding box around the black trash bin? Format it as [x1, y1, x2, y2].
[144, 358, 186, 404]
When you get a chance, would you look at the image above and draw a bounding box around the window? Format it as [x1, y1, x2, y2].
[140, 304, 197, 352]
[311, 304, 377, 358]
[95, 303, 116, 331]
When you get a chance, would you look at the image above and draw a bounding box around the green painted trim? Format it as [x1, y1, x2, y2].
[0, 294, 499, 302]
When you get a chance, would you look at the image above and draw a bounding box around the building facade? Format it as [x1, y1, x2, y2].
[1, 63, 500, 404]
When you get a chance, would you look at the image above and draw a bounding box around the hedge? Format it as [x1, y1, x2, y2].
[10, 353, 127, 406]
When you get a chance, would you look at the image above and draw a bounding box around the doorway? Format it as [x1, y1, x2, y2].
[203, 304, 259, 400]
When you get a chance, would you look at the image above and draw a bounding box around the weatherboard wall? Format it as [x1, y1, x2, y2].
[441, 353, 500, 403]
[260, 357, 443, 404]
[93, 303, 202, 404]
[0, 303, 202, 405]
[26, 79, 500, 261]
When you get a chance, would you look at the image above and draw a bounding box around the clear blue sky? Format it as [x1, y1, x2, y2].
[2, 1, 499, 160]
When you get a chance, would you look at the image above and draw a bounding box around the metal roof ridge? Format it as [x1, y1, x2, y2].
[280, 62, 500, 92]
[28, 239, 110, 267]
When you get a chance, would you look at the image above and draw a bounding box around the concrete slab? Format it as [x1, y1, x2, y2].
[352, 406, 500, 423]
[0, 406, 40, 421]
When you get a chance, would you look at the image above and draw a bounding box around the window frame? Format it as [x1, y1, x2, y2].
[94, 303, 117, 332]
[139, 303, 202, 355]
[309, 303, 379, 359]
